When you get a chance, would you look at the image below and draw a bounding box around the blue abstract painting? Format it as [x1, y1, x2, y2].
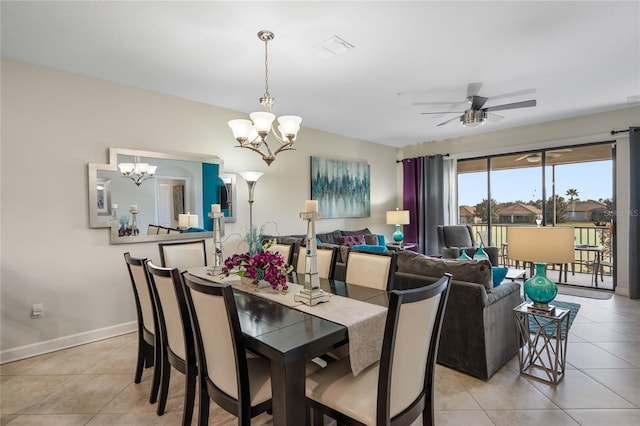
[311, 156, 370, 218]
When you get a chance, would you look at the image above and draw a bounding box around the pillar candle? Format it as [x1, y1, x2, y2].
[111, 203, 118, 209]
[130, 204, 137, 211]
[305, 200, 318, 213]
[211, 204, 221, 213]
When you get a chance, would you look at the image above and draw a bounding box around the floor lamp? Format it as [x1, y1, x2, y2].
[238, 171, 264, 252]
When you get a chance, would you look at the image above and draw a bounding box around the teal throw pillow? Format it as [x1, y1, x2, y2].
[457, 251, 472, 260]
[492, 266, 509, 287]
[352, 244, 388, 253]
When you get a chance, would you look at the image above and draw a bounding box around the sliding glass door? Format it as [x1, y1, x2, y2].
[457, 142, 615, 290]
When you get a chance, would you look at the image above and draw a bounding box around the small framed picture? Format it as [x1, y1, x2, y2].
[96, 178, 111, 216]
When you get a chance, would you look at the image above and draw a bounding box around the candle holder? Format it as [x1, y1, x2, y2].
[207, 211, 225, 274]
[294, 211, 330, 306]
[129, 206, 139, 236]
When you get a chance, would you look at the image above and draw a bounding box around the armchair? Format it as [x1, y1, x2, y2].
[437, 225, 499, 265]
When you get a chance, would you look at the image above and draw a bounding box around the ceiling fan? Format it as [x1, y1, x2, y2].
[417, 83, 537, 127]
[515, 149, 573, 163]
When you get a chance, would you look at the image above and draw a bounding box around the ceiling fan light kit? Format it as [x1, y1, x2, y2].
[460, 110, 487, 127]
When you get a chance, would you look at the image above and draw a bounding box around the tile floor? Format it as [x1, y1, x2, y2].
[1, 293, 638, 425]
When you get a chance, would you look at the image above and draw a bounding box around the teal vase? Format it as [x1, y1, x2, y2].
[473, 243, 488, 261]
[525, 263, 557, 308]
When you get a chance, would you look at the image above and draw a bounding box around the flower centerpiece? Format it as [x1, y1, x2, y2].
[221, 234, 293, 292]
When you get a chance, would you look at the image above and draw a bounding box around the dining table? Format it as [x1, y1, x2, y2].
[187, 269, 389, 426]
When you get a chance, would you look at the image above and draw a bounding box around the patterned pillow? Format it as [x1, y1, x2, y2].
[339, 234, 366, 247]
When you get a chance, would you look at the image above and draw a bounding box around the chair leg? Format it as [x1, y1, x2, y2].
[312, 407, 324, 426]
[156, 354, 170, 415]
[197, 377, 210, 426]
[134, 333, 145, 384]
[149, 343, 161, 404]
[181, 366, 196, 426]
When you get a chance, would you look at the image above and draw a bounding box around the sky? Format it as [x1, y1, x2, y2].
[458, 160, 612, 206]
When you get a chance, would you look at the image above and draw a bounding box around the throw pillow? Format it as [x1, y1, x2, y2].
[364, 234, 380, 245]
[492, 266, 509, 287]
[339, 234, 366, 247]
[352, 244, 388, 253]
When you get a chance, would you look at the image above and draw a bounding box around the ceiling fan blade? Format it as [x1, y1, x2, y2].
[484, 99, 537, 112]
[547, 153, 563, 158]
[437, 116, 461, 127]
[548, 148, 573, 153]
[470, 95, 489, 110]
[421, 111, 463, 115]
[486, 112, 504, 122]
[488, 88, 537, 103]
[412, 101, 467, 106]
[515, 154, 531, 161]
[466, 82, 483, 98]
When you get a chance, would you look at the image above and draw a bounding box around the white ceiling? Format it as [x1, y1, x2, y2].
[2, 1, 639, 148]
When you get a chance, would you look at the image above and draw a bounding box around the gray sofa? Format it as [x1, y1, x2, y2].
[393, 250, 522, 380]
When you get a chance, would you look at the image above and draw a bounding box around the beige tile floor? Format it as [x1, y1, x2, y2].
[1, 293, 638, 425]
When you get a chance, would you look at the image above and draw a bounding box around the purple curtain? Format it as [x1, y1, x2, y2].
[402, 155, 445, 255]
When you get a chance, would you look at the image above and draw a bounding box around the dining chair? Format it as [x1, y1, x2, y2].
[146, 261, 197, 426]
[158, 239, 207, 271]
[266, 242, 295, 266]
[181, 272, 273, 426]
[296, 245, 338, 280]
[306, 273, 452, 426]
[344, 250, 397, 291]
[158, 227, 170, 234]
[147, 225, 161, 235]
[123, 252, 161, 404]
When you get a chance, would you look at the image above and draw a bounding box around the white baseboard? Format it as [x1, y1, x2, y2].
[0, 321, 137, 364]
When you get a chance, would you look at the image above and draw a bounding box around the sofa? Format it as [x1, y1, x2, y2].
[264, 228, 385, 281]
[437, 225, 500, 266]
[393, 250, 522, 380]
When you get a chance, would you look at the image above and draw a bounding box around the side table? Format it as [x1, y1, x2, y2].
[385, 243, 416, 251]
[513, 302, 570, 384]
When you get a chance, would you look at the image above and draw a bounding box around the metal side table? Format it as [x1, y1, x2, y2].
[513, 302, 570, 384]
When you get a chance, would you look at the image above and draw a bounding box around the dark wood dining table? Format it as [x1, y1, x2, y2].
[224, 273, 388, 426]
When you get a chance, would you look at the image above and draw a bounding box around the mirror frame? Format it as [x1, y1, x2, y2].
[88, 147, 234, 244]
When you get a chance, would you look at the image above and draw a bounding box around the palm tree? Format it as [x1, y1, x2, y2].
[566, 188, 579, 218]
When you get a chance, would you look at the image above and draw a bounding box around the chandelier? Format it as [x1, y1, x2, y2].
[118, 157, 157, 186]
[228, 30, 302, 166]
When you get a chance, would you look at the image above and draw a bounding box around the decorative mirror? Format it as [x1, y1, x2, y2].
[88, 148, 236, 244]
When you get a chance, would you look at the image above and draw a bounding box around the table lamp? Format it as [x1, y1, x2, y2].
[508, 226, 574, 311]
[386, 209, 410, 246]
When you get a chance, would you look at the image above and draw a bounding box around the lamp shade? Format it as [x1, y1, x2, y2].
[507, 227, 574, 264]
[178, 213, 199, 228]
[386, 210, 410, 225]
[238, 170, 264, 183]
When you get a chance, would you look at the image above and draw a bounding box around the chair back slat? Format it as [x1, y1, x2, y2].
[186, 281, 241, 399]
[345, 251, 396, 290]
[127, 257, 155, 334]
[159, 240, 207, 270]
[297, 246, 338, 279]
[377, 273, 451, 425]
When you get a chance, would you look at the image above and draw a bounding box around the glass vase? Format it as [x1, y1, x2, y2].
[525, 262, 557, 309]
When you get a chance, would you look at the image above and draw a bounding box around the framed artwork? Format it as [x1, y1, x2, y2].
[311, 156, 370, 218]
[96, 178, 111, 216]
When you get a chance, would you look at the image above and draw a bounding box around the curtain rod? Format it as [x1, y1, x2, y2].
[611, 129, 629, 135]
[396, 153, 450, 163]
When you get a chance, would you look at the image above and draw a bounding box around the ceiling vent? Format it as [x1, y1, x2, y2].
[311, 36, 354, 59]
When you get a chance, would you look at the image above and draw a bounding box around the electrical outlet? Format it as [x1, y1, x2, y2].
[31, 303, 44, 318]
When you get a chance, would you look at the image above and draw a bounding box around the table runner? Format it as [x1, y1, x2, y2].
[188, 267, 386, 375]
